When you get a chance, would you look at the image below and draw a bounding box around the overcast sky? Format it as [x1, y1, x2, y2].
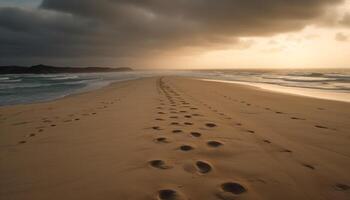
[0, 0, 349, 69]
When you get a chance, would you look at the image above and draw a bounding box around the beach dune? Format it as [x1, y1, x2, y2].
[0, 77, 349, 200]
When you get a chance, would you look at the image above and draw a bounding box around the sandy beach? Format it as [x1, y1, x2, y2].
[0, 76, 349, 200]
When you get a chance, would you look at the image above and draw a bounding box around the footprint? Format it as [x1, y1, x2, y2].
[170, 116, 178, 119]
[195, 161, 212, 174]
[263, 140, 271, 144]
[207, 141, 223, 148]
[179, 145, 194, 151]
[221, 182, 247, 195]
[334, 183, 350, 191]
[172, 130, 183, 133]
[152, 126, 162, 130]
[51, 124, 56, 127]
[315, 125, 328, 129]
[18, 141, 27, 144]
[149, 160, 172, 170]
[155, 137, 170, 143]
[171, 122, 180, 125]
[246, 130, 255, 133]
[156, 118, 165, 121]
[236, 123, 242, 126]
[184, 122, 193, 126]
[184, 115, 192, 118]
[280, 149, 292, 153]
[275, 112, 284, 114]
[28, 133, 36, 137]
[190, 132, 201, 137]
[75, 118, 80, 121]
[291, 117, 305, 120]
[302, 163, 315, 170]
[205, 123, 217, 128]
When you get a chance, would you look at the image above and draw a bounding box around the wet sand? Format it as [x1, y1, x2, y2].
[0, 76, 349, 200]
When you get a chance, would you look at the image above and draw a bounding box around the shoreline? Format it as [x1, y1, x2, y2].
[0, 76, 143, 108]
[1, 76, 349, 200]
[199, 78, 350, 103]
[2, 75, 349, 108]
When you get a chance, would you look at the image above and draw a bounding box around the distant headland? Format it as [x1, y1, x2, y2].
[0, 64, 133, 74]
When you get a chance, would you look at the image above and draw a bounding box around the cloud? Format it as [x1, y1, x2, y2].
[304, 34, 320, 40]
[0, 0, 346, 66]
[335, 32, 348, 41]
[340, 13, 350, 27]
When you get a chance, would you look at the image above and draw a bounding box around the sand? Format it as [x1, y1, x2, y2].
[0, 76, 349, 200]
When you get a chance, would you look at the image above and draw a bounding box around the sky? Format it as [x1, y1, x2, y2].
[0, 0, 349, 69]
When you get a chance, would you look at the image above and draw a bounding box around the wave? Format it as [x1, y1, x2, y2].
[274, 82, 350, 91]
[185, 70, 350, 92]
[281, 77, 336, 83]
[0, 80, 88, 90]
[306, 72, 324, 77]
[60, 80, 89, 85]
[0, 77, 10, 80]
[0, 79, 22, 83]
[287, 72, 324, 77]
[26, 74, 65, 78]
[1, 70, 349, 106]
[0, 83, 54, 90]
[49, 75, 79, 80]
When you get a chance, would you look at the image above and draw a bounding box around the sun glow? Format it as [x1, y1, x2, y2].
[147, 25, 350, 69]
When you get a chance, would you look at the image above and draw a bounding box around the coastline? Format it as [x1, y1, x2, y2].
[199, 78, 350, 103]
[0, 76, 349, 200]
[0, 76, 143, 107]
[2, 73, 350, 107]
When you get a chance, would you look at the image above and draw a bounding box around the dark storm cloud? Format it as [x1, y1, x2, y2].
[41, 0, 344, 35]
[0, 7, 104, 58]
[0, 0, 345, 66]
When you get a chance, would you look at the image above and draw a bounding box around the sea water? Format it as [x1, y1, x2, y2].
[0, 71, 153, 106]
[0, 69, 349, 106]
[179, 69, 350, 102]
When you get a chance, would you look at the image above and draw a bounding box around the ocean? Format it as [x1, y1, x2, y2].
[180, 69, 350, 102]
[0, 71, 154, 106]
[0, 69, 349, 106]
